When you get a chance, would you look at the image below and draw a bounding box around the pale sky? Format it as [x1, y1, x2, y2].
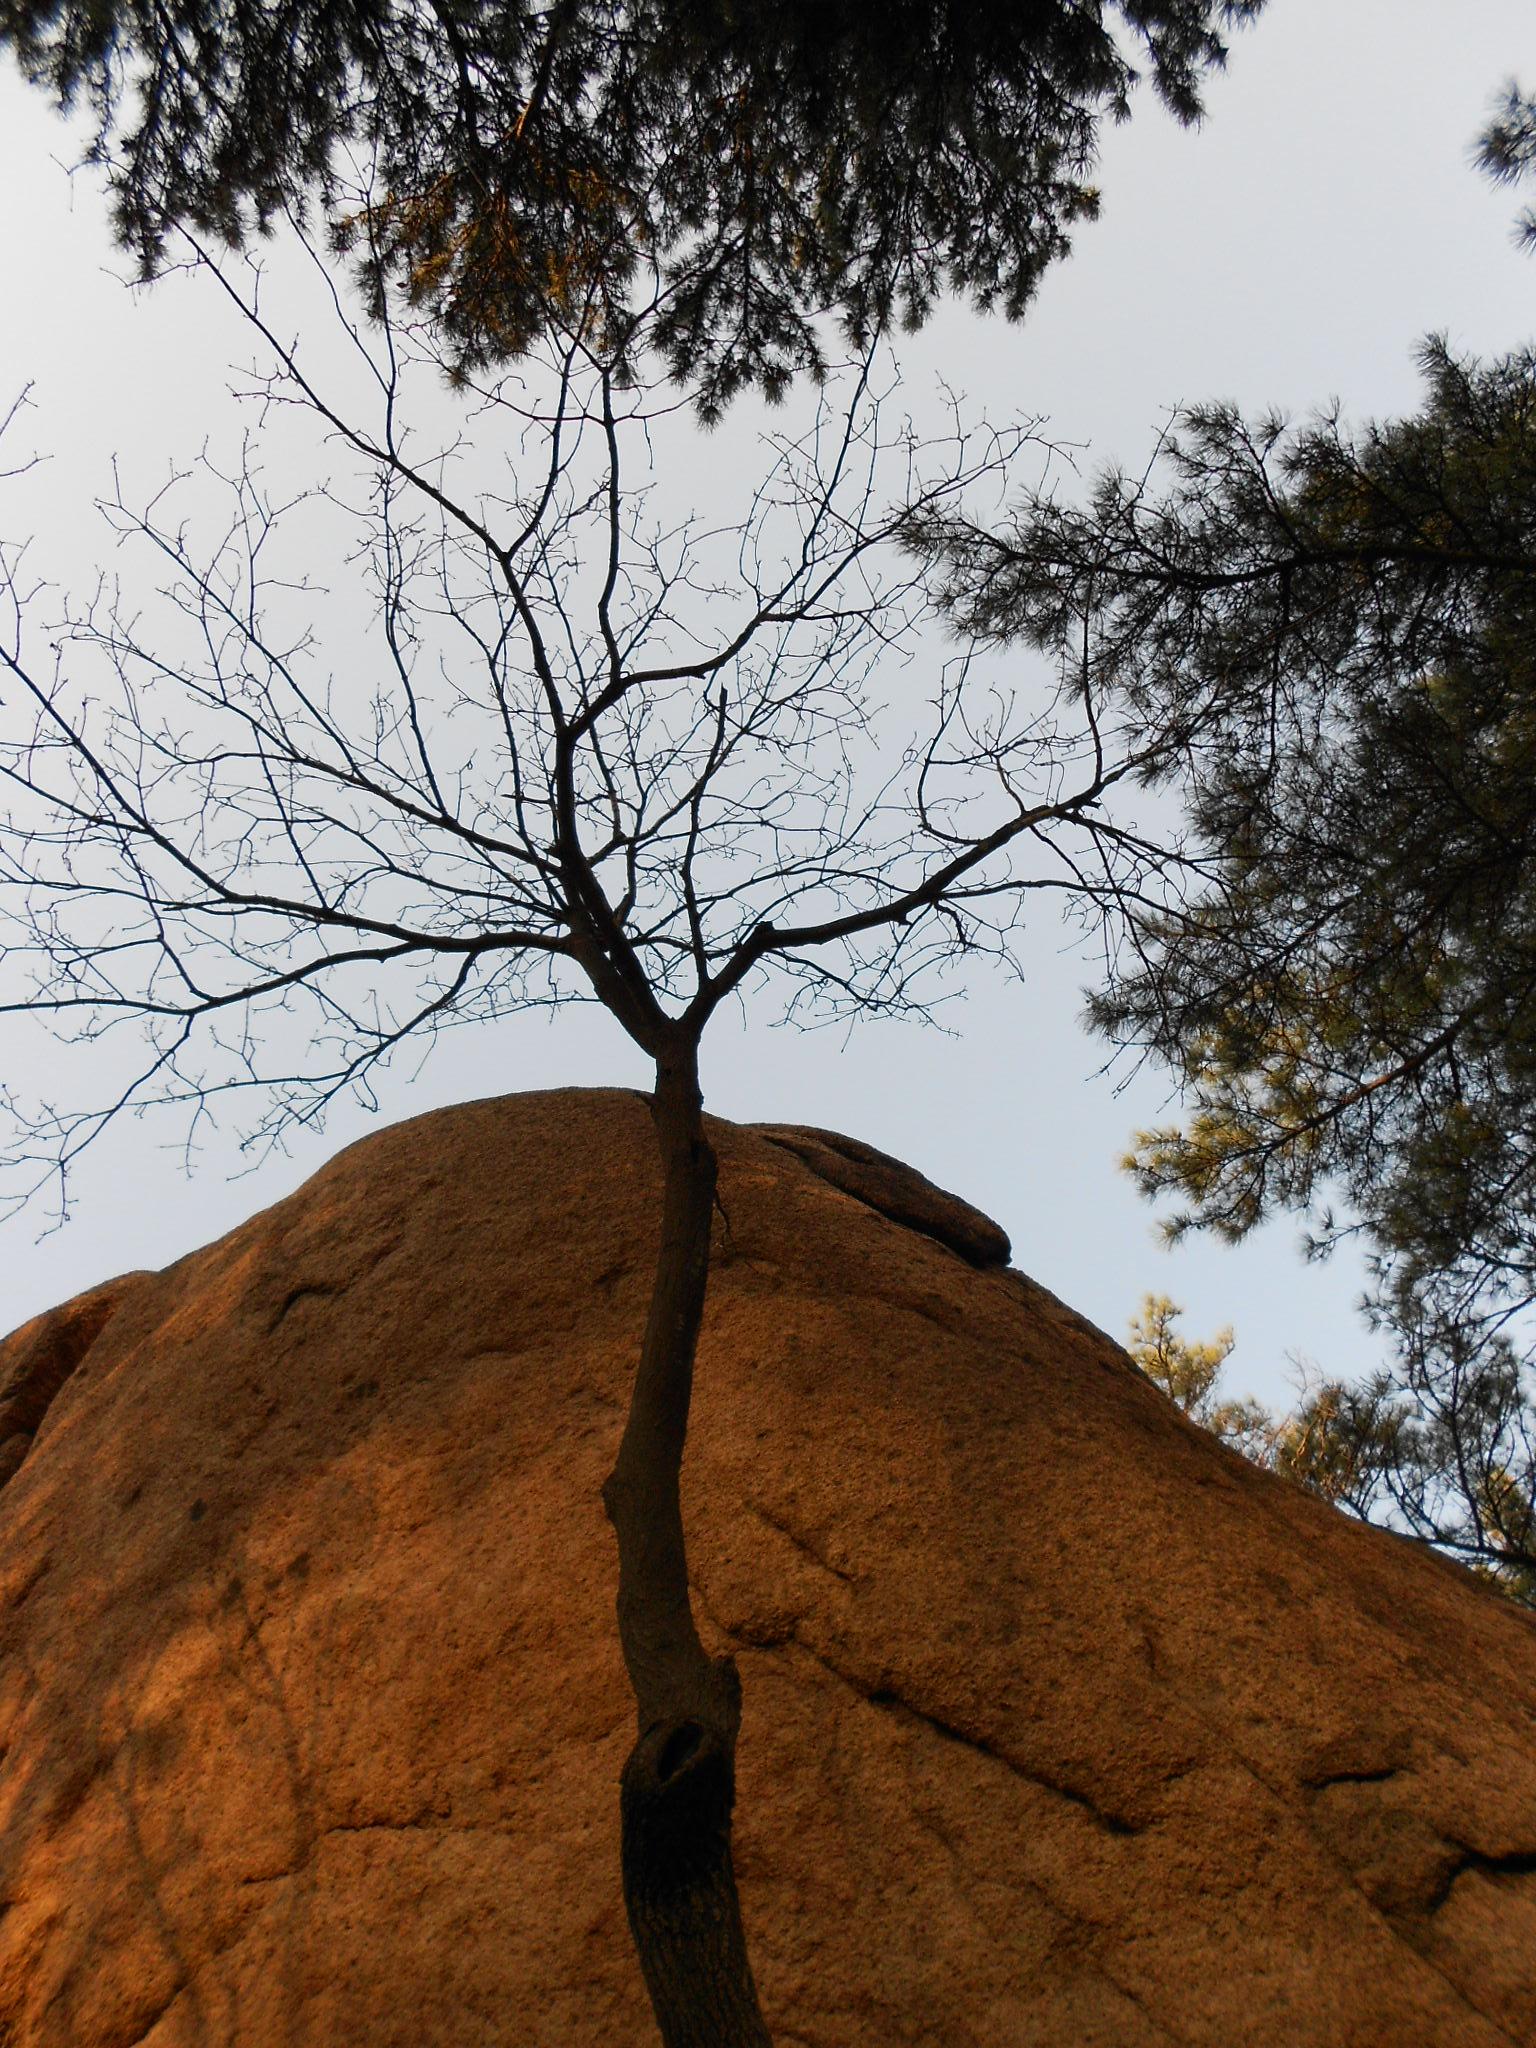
[1, 0, 1533, 1420]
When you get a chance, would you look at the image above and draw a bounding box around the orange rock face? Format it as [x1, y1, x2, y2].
[0, 1089, 1533, 2046]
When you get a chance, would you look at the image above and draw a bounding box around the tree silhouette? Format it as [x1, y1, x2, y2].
[915, 339, 1536, 1602]
[0, 239, 1187, 2039]
[1, 0, 1262, 411]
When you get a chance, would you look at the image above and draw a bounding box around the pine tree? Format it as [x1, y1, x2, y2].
[1477, 78, 1536, 248]
[916, 339, 1536, 1597]
[1125, 1293, 1273, 1459]
[1, 0, 1261, 410]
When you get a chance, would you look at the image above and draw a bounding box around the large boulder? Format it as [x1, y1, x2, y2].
[0, 1088, 1532, 2045]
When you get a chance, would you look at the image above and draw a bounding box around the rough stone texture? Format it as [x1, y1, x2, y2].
[0, 1088, 1533, 2047]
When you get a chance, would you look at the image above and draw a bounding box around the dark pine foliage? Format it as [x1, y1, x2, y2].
[1, 0, 1260, 411]
[1478, 78, 1536, 249]
[913, 339, 1536, 1593]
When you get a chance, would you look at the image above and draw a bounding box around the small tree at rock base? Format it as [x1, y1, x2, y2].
[0, 236, 1192, 2040]
[1125, 1293, 1274, 1462]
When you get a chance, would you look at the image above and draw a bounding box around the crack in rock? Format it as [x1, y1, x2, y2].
[1428, 1842, 1536, 1914]
[750, 1501, 856, 1584]
[787, 1632, 1142, 1838]
[121, 1983, 187, 2048]
[268, 1282, 340, 1333]
[1242, 1743, 1534, 2044]
[863, 1684, 1141, 1838]
[1305, 1764, 1404, 1792]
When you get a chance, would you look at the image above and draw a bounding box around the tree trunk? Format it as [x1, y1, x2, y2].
[601, 1047, 773, 2047]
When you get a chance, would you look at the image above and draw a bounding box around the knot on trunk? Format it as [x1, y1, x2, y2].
[621, 1691, 738, 1905]
[618, 1666, 771, 2046]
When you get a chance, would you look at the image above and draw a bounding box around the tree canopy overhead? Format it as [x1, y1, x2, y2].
[1, 0, 1260, 409]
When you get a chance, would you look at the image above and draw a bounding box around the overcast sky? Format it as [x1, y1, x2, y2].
[1, 0, 1533, 1418]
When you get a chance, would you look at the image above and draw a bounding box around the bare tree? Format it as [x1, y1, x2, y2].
[0, 243, 1182, 2042]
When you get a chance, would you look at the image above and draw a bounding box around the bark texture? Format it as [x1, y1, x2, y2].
[602, 1054, 772, 2047]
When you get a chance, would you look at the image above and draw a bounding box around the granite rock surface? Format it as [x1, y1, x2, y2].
[0, 1088, 1533, 2045]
